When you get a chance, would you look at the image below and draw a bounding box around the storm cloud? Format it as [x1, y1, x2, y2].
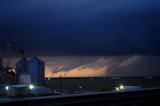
[2, 55, 160, 77]
[40, 55, 160, 77]
[0, 0, 160, 55]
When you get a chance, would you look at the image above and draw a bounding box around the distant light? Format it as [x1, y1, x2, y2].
[48, 78, 51, 80]
[115, 87, 119, 91]
[79, 86, 82, 89]
[120, 85, 124, 90]
[5, 86, 9, 91]
[29, 84, 34, 90]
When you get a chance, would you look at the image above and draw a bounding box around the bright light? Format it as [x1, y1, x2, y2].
[115, 87, 119, 91]
[29, 84, 34, 90]
[5, 86, 9, 91]
[120, 85, 124, 90]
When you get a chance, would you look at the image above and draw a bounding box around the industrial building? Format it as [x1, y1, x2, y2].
[4, 85, 30, 97]
[16, 57, 45, 86]
[28, 57, 45, 86]
[0, 45, 48, 97]
[0, 58, 17, 84]
[16, 58, 29, 84]
[16, 58, 29, 76]
[0, 57, 46, 97]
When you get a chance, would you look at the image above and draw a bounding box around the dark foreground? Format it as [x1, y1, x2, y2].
[45, 76, 160, 92]
[1, 87, 160, 106]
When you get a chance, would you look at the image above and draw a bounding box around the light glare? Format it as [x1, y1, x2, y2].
[120, 85, 124, 90]
[5, 86, 9, 90]
[29, 84, 34, 90]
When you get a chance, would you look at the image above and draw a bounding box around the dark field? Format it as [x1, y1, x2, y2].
[45, 77, 160, 93]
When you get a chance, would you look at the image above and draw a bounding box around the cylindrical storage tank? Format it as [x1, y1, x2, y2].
[16, 58, 29, 74]
[16, 58, 29, 84]
[28, 57, 44, 86]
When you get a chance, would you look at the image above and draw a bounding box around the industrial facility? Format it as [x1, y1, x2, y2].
[16, 57, 45, 86]
[0, 56, 46, 97]
[0, 58, 16, 84]
[0, 43, 51, 97]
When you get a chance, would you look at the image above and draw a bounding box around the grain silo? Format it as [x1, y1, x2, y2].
[16, 58, 29, 75]
[28, 57, 44, 86]
[16, 58, 29, 84]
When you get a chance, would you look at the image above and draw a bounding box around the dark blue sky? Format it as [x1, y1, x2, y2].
[0, 0, 160, 55]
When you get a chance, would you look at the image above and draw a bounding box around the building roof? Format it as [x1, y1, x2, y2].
[29, 57, 44, 63]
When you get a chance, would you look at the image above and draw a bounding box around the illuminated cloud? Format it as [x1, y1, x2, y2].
[45, 55, 160, 77]
[49, 66, 107, 77]
[117, 55, 142, 67]
[3, 55, 160, 77]
[43, 55, 160, 77]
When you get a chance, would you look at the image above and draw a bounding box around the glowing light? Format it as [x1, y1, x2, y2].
[120, 85, 124, 90]
[79, 86, 82, 89]
[29, 84, 34, 90]
[5, 86, 9, 91]
[115, 87, 119, 91]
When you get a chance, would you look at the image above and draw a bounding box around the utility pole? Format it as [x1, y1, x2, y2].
[59, 74, 62, 95]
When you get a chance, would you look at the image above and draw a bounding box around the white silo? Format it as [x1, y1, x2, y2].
[16, 58, 29, 74]
[28, 57, 44, 86]
[16, 58, 29, 84]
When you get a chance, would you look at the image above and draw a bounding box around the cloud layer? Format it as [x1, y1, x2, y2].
[2, 55, 160, 77]
[0, 0, 160, 55]
[41, 55, 160, 77]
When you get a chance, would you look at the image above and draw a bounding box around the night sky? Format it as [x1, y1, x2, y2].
[0, 0, 160, 56]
